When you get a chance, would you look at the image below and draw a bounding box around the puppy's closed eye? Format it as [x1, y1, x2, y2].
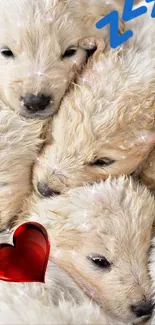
[62, 46, 77, 59]
[1, 47, 14, 58]
[89, 158, 115, 167]
[88, 254, 111, 269]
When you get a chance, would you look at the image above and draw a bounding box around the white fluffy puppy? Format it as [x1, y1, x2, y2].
[33, 2, 155, 197]
[0, 0, 124, 119]
[0, 0, 87, 119]
[3, 176, 153, 325]
[0, 0, 126, 229]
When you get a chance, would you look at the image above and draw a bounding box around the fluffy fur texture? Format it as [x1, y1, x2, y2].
[119, 0, 140, 5]
[148, 236, 155, 325]
[0, 0, 86, 119]
[0, 297, 108, 325]
[33, 3, 155, 196]
[0, 0, 125, 226]
[0, 250, 128, 325]
[9, 176, 154, 324]
[0, 0, 125, 119]
[0, 100, 47, 229]
[0, 256, 110, 325]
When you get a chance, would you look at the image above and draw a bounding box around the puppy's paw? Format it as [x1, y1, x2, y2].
[79, 37, 105, 51]
[79, 37, 105, 63]
[79, 37, 97, 51]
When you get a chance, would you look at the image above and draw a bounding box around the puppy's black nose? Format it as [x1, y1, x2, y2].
[37, 182, 60, 197]
[131, 300, 153, 318]
[22, 93, 51, 112]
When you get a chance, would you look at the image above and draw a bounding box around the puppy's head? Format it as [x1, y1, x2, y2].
[0, 0, 125, 119]
[29, 177, 155, 323]
[0, 0, 95, 119]
[33, 49, 155, 196]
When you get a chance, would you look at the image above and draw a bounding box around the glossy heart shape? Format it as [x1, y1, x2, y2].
[0, 222, 50, 283]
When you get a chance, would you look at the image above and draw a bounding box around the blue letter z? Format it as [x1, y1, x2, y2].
[145, 0, 155, 18]
[96, 10, 133, 49]
[122, 0, 147, 21]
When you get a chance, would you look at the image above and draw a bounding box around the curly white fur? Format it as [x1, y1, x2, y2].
[0, 0, 126, 228]
[0, 0, 124, 119]
[33, 1, 155, 196]
[2, 176, 152, 324]
[0, 101, 47, 229]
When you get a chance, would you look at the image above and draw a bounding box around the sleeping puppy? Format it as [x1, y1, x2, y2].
[8, 176, 154, 324]
[0, 0, 125, 119]
[0, 0, 126, 228]
[33, 3, 155, 196]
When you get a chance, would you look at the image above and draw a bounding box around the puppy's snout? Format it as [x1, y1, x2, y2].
[37, 182, 60, 197]
[21, 93, 51, 112]
[131, 300, 153, 318]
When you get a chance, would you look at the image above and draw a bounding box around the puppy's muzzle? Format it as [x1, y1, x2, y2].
[21, 93, 51, 113]
[37, 182, 60, 197]
[131, 300, 154, 319]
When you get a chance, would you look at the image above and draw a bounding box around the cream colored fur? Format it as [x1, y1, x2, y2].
[147, 236, 155, 325]
[118, 0, 140, 6]
[0, 0, 125, 119]
[0, 253, 127, 325]
[33, 2, 155, 195]
[0, 100, 47, 229]
[7, 176, 153, 325]
[0, 255, 111, 325]
[0, 1, 153, 323]
[0, 0, 126, 228]
[0, 0, 86, 119]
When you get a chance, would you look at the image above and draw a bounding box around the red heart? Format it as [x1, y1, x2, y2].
[0, 222, 50, 283]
